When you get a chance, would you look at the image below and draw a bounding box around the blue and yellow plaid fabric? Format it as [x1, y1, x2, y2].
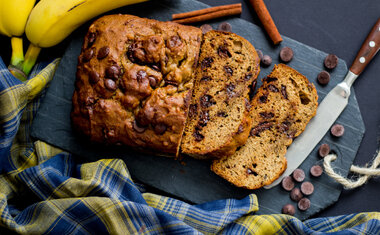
[0, 56, 379, 234]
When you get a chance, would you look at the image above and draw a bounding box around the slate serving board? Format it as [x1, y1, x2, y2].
[31, 0, 365, 220]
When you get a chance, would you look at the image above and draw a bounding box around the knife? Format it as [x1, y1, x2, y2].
[265, 18, 380, 189]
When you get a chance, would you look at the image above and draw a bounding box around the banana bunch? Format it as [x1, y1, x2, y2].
[0, 0, 36, 80]
[22, 0, 147, 75]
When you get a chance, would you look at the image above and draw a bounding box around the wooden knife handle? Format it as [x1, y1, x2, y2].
[349, 18, 380, 75]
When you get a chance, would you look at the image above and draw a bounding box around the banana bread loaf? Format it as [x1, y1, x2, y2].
[71, 15, 202, 155]
[211, 64, 318, 189]
[180, 30, 260, 159]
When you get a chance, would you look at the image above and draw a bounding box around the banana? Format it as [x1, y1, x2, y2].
[23, 0, 147, 75]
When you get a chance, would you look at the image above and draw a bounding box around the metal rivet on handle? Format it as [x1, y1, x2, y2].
[359, 57, 366, 63]
[369, 41, 375, 47]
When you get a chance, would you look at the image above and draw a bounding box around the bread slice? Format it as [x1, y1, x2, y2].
[180, 30, 260, 159]
[211, 64, 318, 189]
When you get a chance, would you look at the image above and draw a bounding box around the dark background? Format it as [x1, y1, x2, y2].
[0, 0, 379, 218]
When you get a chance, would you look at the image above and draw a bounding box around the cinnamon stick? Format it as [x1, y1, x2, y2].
[172, 7, 242, 24]
[172, 3, 242, 20]
[248, 0, 282, 45]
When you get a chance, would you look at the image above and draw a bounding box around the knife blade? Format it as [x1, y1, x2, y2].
[265, 18, 380, 189]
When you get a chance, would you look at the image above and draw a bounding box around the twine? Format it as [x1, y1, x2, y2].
[323, 150, 380, 189]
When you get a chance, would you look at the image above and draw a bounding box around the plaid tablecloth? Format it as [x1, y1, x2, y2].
[0, 56, 379, 234]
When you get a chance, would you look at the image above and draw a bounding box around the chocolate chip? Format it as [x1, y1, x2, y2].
[217, 111, 228, 117]
[226, 83, 236, 97]
[259, 95, 268, 103]
[201, 57, 214, 69]
[224, 65, 233, 76]
[244, 73, 253, 81]
[104, 79, 117, 91]
[217, 22, 232, 32]
[106, 64, 121, 80]
[281, 176, 295, 191]
[237, 124, 244, 133]
[324, 54, 338, 69]
[151, 64, 160, 71]
[280, 47, 294, 63]
[218, 45, 232, 58]
[193, 128, 204, 141]
[331, 124, 344, 137]
[132, 120, 146, 133]
[165, 80, 178, 87]
[167, 36, 182, 49]
[188, 104, 198, 118]
[247, 168, 258, 176]
[298, 198, 311, 211]
[268, 84, 279, 92]
[198, 110, 210, 127]
[310, 165, 323, 177]
[245, 99, 251, 111]
[87, 32, 96, 47]
[281, 85, 288, 99]
[89, 71, 100, 84]
[264, 76, 278, 83]
[136, 70, 147, 83]
[83, 48, 94, 62]
[256, 49, 263, 60]
[250, 122, 272, 136]
[300, 181, 314, 196]
[261, 55, 272, 67]
[318, 143, 330, 157]
[200, 95, 215, 108]
[292, 169, 305, 182]
[251, 80, 257, 91]
[200, 24, 213, 34]
[259, 112, 274, 119]
[282, 204, 295, 216]
[290, 187, 303, 202]
[97, 46, 110, 59]
[279, 121, 290, 133]
[154, 124, 167, 135]
[148, 76, 157, 87]
[85, 97, 95, 106]
[201, 76, 211, 82]
[317, 71, 330, 85]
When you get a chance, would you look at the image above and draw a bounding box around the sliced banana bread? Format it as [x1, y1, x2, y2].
[180, 30, 260, 159]
[211, 64, 318, 189]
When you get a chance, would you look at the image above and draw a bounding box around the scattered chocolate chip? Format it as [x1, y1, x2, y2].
[97, 46, 110, 59]
[224, 65, 233, 76]
[136, 70, 147, 83]
[104, 79, 117, 91]
[217, 111, 228, 117]
[200, 95, 215, 108]
[281, 85, 288, 99]
[282, 204, 295, 216]
[268, 84, 279, 92]
[331, 124, 344, 137]
[226, 83, 236, 97]
[300, 181, 314, 196]
[264, 76, 278, 83]
[201, 57, 214, 69]
[281, 176, 295, 191]
[148, 76, 157, 87]
[259, 95, 268, 103]
[324, 54, 338, 69]
[310, 165, 323, 177]
[151, 64, 160, 71]
[317, 71, 330, 85]
[193, 128, 204, 141]
[280, 47, 294, 63]
[259, 112, 274, 119]
[292, 169, 305, 182]
[298, 198, 311, 211]
[218, 45, 232, 58]
[244, 72, 253, 81]
[256, 49, 264, 60]
[279, 121, 290, 133]
[245, 99, 251, 111]
[106, 64, 121, 80]
[132, 120, 146, 133]
[198, 111, 210, 127]
[200, 24, 213, 34]
[251, 80, 257, 91]
[247, 168, 258, 176]
[87, 32, 96, 47]
[89, 71, 100, 84]
[83, 48, 94, 62]
[237, 124, 244, 133]
[154, 124, 167, 135]
[200, 76, 211, 82]
[165, 80, 178, 87]
[217, 22, 232, 32]
[188, 104, 198, 118]
[290, 187, 303, 202]
[250, 122, 272, 136]
[167, 35, 182, 49]
[318, 143, 330, 157]
[261, 55, 272, 67]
